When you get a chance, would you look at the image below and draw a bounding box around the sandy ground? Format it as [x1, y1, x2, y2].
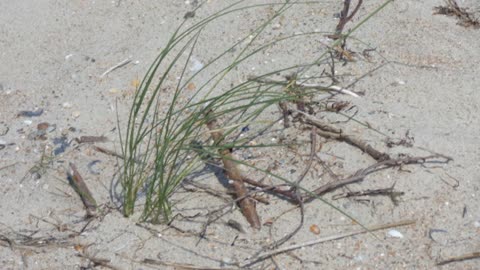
[1, 0, 479, 269]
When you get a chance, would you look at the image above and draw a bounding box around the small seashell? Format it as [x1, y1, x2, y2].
[189, 57, 204, 72]
[387, 229, 404, 238]
[263, 218, 274, 226]
[473, 221, 480, 228]
[309, 224, 321, 235]
[272, 23, 281, 30]
[72, 111, 81, 118]
[62, 102, 72, 108]
[187, 82, 196, 91]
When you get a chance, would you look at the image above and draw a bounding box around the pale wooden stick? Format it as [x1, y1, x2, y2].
[100, 58, 131, 78]
[436, 251, 480, 266]
[241, 219, 416, 267]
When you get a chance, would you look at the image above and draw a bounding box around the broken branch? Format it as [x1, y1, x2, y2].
[205, 111, 261, 229]
[67, 163, 97, 217]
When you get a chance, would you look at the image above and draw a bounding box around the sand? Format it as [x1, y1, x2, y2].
[1, 0, 479, 269]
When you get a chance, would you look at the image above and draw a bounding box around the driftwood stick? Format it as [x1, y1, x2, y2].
[206, 112, 261, 229]
[68, 163, 97, 217]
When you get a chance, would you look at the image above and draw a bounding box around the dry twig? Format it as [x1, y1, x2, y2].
[299, 111, 390, 161]
[434, 0, 480, 28]
[334, 0, 364, 36]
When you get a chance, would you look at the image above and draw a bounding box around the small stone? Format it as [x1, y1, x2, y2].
[62, 102, 72, 108]
[37, 122, 50, 131]
[18, 109, 44, 117]
[0, 123, 9, 136]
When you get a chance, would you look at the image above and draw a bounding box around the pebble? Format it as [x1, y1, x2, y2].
[0, 123, 9, 136]
[37, 122, 50, 131]
[0, 139, 6, 150]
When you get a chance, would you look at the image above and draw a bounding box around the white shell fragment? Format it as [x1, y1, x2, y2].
[189, 57, 204, 72]
[387, 229, 404, 238]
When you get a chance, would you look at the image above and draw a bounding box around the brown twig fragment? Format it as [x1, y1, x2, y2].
[436, 251, 480, 266]
[278, 101, 291, 128]
[75, 136, 108, 144]
[93, 146, 123, 159]
[68, 163, 97, 217]
[300, 112, 389, 161]
[336, 0, 363, 35]
[294, 128, 317, 187]
[205, 111, 261, 229]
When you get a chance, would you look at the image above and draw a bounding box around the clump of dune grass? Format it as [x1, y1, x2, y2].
[119, 0, 394, 223]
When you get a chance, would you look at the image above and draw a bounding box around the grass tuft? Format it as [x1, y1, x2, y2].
[119, 0, 393, 224]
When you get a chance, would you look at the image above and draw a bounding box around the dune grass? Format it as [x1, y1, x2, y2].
[119, 0, 393, 224]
